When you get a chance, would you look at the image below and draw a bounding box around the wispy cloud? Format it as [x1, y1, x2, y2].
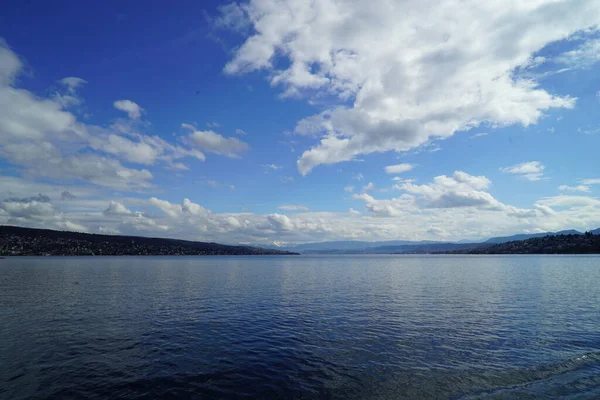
[469, 132, 489, 139]
[384, 163, 414, 174]
[278, 204, 308, 211]
[558, 185, 590, 193]
[581, 178, 600, 185]
[362, 182, 375, 192]
[501, 161, 546, 181]
[262, 164, 282, 172]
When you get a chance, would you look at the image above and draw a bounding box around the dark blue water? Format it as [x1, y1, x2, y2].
[1, 255, 600, 399]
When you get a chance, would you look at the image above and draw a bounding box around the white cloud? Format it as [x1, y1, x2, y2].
[103, 201, 133, 216]
[235, 128, 247, 135]
[53, 77, 87, 108]
[556, 38, 600, 69]
[344, 185, 355, 193]
[262, 163, 282, 171]
[214, 2, 250, 32]
[353, 173, 364, 181]
[0, 39, 22, 86]
[352, 170, 567, 231]
[221, 0, 592, 175]
[578, 126, 600, 135]
[182, 124, 249, 157]
[582, 178, 600, 185]
[58, 77, 87, 92]
[4, 186, 600, 245]
[470, 132, 489, 139]
[0, 196, 86, 232]
[399, 171, 501, 209]
[278, 204, 309, 211]
[280, 176, 294, 183]
[207, 121, 220, 128]
[384, 163, 414, 174]
[0, 41, 209, 192]
[90, 132, 205, 167]
[501, 161, 546, 181]
[362, 182, 375, 192]
[559, 185, 590, 193]
[114, 100, 143, 120]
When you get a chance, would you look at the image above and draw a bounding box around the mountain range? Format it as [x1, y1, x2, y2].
[274, 229, 600, 254]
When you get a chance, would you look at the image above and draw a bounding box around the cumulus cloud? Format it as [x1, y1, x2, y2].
[103, 201, 133, 216]
[501, 161, 546, 181]
[182, 124, 249, 157]
[0, 41, 205, 191]
[114, 100, 143, 120]
[0, 196, 86, 232]
[400, 171, 501, 209]
[354, 171, 545, 220]
[220, 0, 595, 174]
[4, 186, 599, 245]
[384, 163, 414, 174]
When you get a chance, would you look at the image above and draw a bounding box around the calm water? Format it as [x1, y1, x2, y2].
[1, 255, 600, 399]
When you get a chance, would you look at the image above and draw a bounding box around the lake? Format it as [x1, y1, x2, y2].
[1, 255, 600, 399]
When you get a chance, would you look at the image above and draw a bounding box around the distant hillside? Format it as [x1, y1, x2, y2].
[275, 229, 592, 254]
[302, 242, 484, 254]
[0, 226, 298, 256]
[278, 239, 442, 253]
[449, 233, 600, 254]
[483, 229, 582, 244]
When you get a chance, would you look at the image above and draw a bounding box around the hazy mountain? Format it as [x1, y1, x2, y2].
[276, 229, 593, 254]
[278, 240, 443, 253]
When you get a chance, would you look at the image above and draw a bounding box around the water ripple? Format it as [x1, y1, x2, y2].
[2, 255, 600, 399]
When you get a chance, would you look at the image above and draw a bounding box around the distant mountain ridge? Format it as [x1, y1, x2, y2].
[275, 229, 597, 254]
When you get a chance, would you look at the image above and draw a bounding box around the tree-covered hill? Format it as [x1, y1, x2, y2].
[0, 225, 298, 256]
[448, 233, 600, 254]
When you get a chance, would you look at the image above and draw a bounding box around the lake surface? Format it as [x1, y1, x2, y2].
[1, 255, 600, 399]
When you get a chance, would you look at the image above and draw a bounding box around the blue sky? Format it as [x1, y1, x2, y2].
[1, 0, 600, 245]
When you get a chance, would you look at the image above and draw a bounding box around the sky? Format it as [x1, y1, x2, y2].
[1, 0, 600, 246]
